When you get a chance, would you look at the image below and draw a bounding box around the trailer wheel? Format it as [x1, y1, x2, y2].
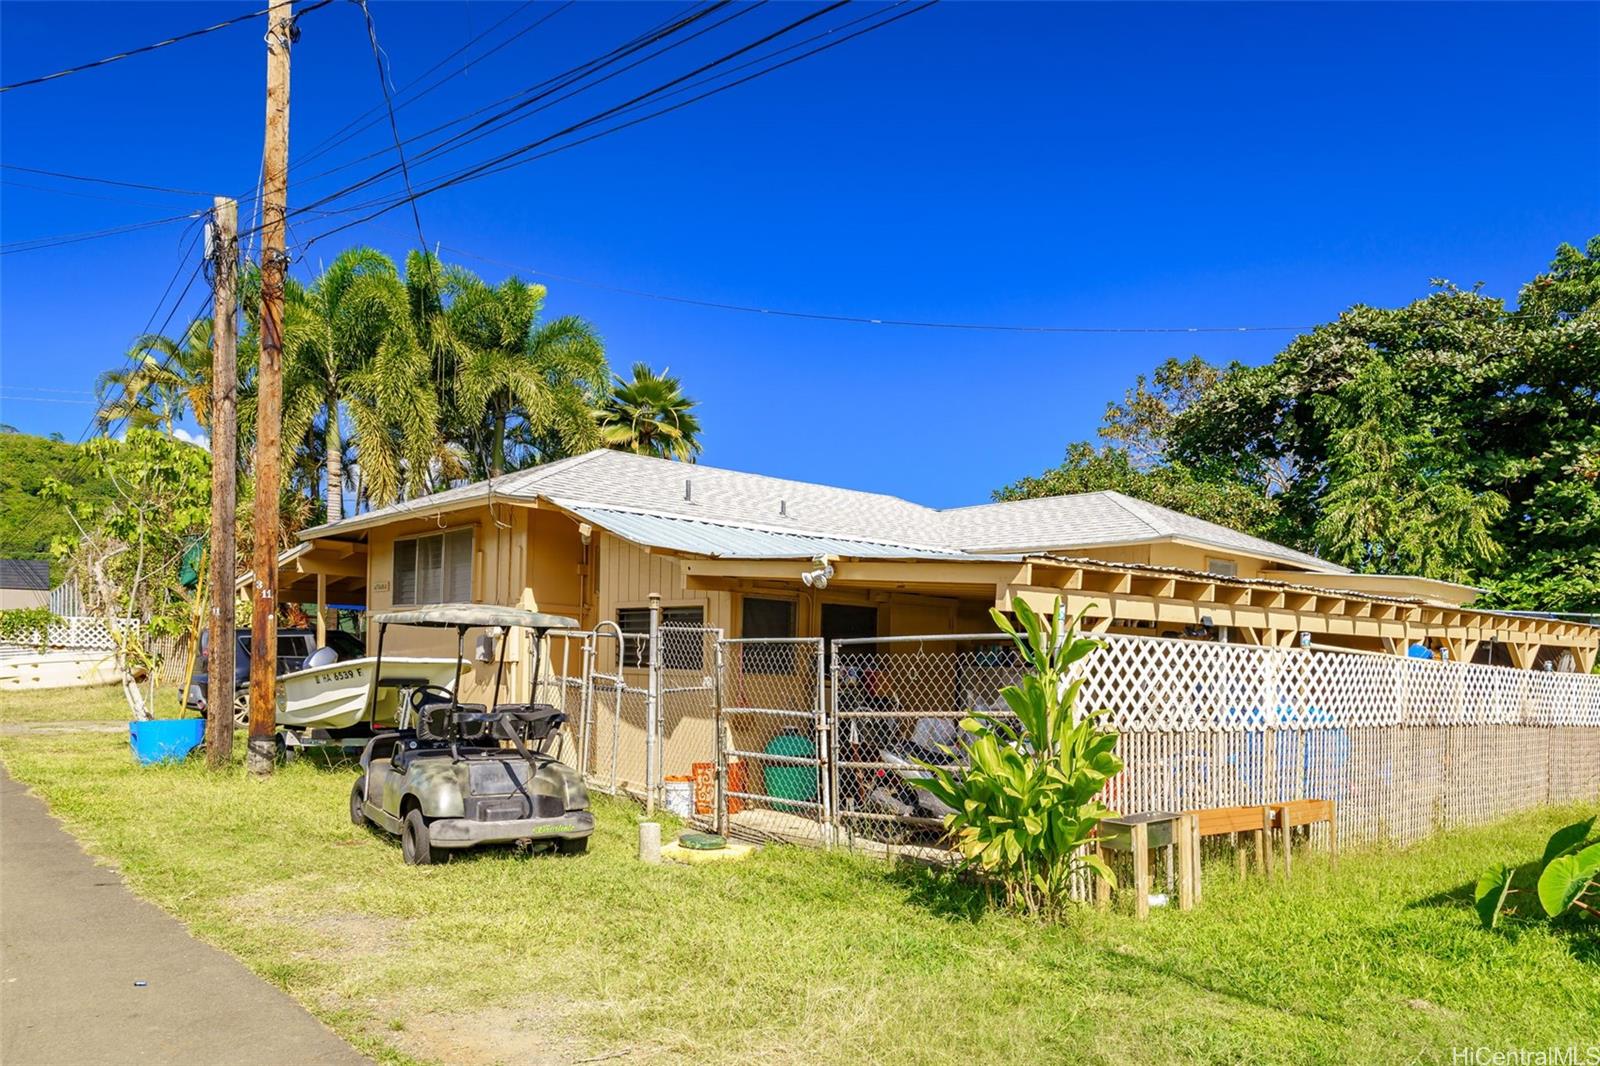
[555, 836, 589, 856]
[349, 775, 368, 827]
[401, 808, 434, 865]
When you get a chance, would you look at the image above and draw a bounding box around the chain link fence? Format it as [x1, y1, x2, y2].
[832, 634, 1018, 853]
[714, 638, 828, 844]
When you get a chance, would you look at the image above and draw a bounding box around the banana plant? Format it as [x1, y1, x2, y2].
[915, 596, 1123, 920]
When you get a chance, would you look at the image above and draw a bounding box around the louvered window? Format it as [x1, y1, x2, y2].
[394, 529, 473, 605]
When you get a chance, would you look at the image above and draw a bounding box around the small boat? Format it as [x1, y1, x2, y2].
[276, 655, 460, 731]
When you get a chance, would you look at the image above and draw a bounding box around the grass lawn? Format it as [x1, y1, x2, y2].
[0, 682, 188, 724]
[0, 723, 1595, 1065]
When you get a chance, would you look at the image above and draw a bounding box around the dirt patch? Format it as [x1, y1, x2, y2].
[382, 1005, 602, 1066]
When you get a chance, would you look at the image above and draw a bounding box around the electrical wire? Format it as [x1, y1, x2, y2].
[280, 1, 862, 245]
[0, 1, 334, 93]
[439, 243, 1311, 334]
[278, 1, 738, 212]
[291, 0, 570, 174]
[0, 164, 209, 198]
[0, 209, 204, 256]
[353, 0, 429, 253]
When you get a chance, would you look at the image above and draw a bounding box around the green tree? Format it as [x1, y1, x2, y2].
[1312, 360, 1506, 582]
[1164, 237, 1599, 609]
[280, 247, 438, 522]
[596, 362, 703, 461]
[42, 429, 210, 719]
[447, 272, 607, 478]
[994, 442, 1279, 537]
[96, 319, 215, 434]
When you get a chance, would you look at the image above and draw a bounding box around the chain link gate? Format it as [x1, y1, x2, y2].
[713, 636, 829, 844]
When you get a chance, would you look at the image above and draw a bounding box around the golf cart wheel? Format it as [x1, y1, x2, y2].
[349, 774, 368, 827]
[401, 808, 434, 865]
[554, 836, 588, 856]
[232, 692, 250, 727]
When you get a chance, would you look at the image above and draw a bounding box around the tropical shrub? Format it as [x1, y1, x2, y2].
[1475, 815, 1599, 930]
[916, 596, 1123, 920]
[0, 606, 57, 651]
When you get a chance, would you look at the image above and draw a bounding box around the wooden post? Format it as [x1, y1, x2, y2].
[314, 571, 327, 647]
[247, 0, 292, 775]
[1260, 805, 1274, 879]
[1131, 822, 1150, 920]
[1328, 802, 1338, 870]
[1279, 805, 1293, 880]
[1235, 832, 1248, 880]
[205, 197, 238, 772]
[1177, 815, 1194, 912]
[1189, 814, 1202, 905]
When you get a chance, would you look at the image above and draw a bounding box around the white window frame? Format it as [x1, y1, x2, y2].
[392, 527, 474, 607]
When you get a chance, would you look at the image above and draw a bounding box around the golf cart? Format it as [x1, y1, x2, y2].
[349, 605, 593, 865]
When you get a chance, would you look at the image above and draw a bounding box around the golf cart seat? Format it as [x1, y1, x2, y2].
[488, 703, 566, 743]
[416, 702, 489, 742]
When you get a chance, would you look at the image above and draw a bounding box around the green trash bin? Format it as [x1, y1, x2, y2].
[762, 728, 816, 812]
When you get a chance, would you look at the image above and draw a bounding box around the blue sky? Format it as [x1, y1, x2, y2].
[2, 1, 1596, 507]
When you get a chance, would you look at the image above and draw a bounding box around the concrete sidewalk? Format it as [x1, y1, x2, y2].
[0, 765, 368, 1065]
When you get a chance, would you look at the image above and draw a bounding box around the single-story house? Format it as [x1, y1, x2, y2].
[0, 560, 50, 611]
[293, 449, 1600, 694]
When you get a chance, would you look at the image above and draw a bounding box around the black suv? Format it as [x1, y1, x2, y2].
[186, 628, 365, 721]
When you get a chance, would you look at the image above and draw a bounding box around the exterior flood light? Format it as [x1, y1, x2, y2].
[801, 556, 834, 589]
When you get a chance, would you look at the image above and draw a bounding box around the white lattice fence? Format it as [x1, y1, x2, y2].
[1076, 635, 1600, 847]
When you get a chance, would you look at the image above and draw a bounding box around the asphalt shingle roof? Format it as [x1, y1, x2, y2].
[0, 559, 50, 591]
[302, 450, 1342, 571]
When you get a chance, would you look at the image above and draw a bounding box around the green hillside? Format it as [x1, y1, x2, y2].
[0, 431, 113, 586]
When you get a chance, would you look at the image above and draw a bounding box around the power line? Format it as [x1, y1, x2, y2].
[439, 243, 1311, 335]
[0, 209, 204, 256]
[278, 1, 739, 214]
[354, 0, 430, 253]
[0, 1, 334, 93]
[287, 1, 869, 248]
[0, 164, 210, 198]
[291, 0, 570, 174]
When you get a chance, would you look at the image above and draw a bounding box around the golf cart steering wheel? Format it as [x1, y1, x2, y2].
[408, 685, 455, 713]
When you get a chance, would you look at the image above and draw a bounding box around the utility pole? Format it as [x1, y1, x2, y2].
[206, 196, 238, 772]
[247, 0, 293, 776]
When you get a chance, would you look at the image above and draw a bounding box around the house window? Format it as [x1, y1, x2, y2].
[1205, 557, 1239, 578]
[617, 606, 705, 669]
[394, 529, 473, 606]
[741, 596, 797, 673]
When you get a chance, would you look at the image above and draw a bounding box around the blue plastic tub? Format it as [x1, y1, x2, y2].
[129, 719, 206, 765]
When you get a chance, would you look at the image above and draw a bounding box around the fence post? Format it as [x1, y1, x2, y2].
[816, 637, 832, 849]
[645, 593, 661, 815]
[578, 632, 597, 780]
[827, 638, 841, 849]
[713, 636, 728, 836]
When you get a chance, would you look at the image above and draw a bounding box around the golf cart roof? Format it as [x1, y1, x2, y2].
[373, 604, 579, 631]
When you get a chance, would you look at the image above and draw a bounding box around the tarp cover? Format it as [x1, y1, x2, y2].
[373, 604, 578, 631]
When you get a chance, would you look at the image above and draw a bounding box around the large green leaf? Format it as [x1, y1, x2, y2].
[1539, 816, 1595, 868]
[1537, 842, 1600, 919]
[1474, 863, 1516, 930]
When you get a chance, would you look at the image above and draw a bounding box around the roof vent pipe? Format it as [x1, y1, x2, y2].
[779, 500, 787, 517]
[684, 478, 692, 502]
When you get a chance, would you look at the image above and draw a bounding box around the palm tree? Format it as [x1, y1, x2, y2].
[596, 363, 703, 461]
[447, 272, 607, 479]
[97, 319, 214, 434]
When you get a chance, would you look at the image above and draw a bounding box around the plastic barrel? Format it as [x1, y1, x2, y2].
[762, 729, 817, 811]
[129, 719, 206, 765]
